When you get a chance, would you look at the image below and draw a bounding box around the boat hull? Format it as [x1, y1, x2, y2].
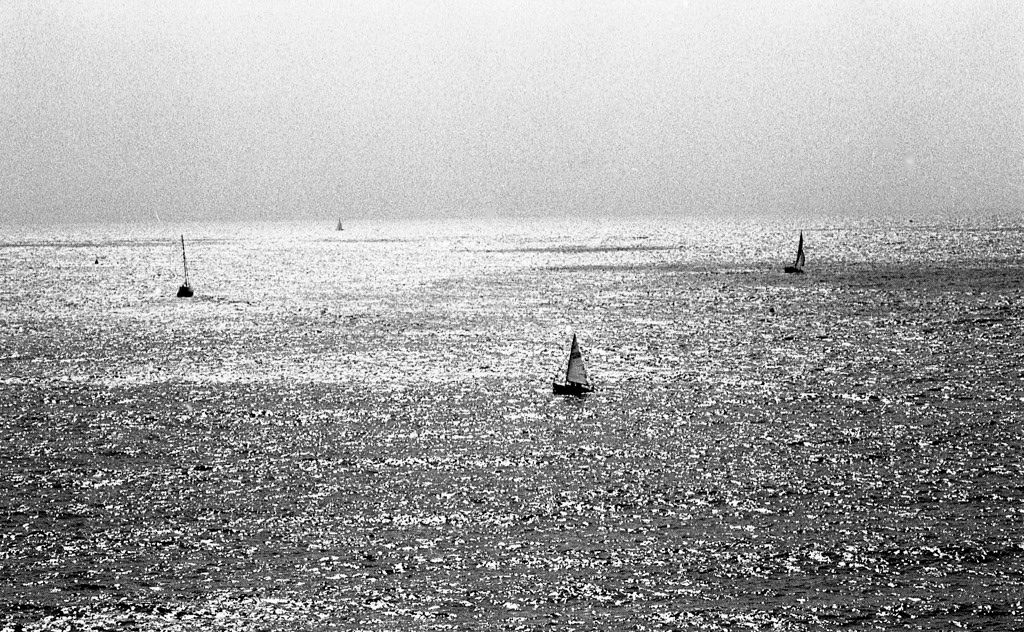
[783, 266, 804, 274]
[553, 381, 594, 396]
[176, 284, 194, 298]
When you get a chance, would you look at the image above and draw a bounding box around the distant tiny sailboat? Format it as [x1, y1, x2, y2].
[336, 219, 344, 231]
[784, 231, 805, 274]
[176, 235, 194, 298]
[553, 333, 595, 395]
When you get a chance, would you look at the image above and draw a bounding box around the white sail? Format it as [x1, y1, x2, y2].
[565, 334, 590, 385]
[167, 236, 184, 268]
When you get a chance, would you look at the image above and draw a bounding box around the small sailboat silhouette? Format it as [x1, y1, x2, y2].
[336, 219, 344, 231]
[176, 235, 194, 298]
[784, 231, 805, 274]
[553, 333, 595, 395]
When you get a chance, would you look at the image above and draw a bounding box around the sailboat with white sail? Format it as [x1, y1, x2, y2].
[553, 333, 595, 395]
[176, 235, 194, 298]
[784, 231, 805, 274]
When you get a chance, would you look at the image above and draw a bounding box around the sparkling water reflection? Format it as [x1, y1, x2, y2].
[1, 215, 1022, 630]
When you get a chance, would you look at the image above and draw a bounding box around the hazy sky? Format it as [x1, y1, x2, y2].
[1, 1, 1021, 223]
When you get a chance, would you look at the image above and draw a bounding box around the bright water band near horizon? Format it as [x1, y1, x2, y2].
[1, 215, 1022, 630]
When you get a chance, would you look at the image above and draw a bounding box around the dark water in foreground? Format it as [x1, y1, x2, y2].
[1, 216, 1023, 630]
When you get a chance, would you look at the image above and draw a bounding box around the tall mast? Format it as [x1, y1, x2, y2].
[180, 235, 190, 286]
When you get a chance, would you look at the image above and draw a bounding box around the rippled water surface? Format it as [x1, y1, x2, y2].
[2, 215, 1023, 630]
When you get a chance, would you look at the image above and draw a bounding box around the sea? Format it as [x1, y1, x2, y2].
[1, 214, 1022, 631]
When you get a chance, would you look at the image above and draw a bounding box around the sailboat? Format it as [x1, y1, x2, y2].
[784, 231, 805, 274]
[552, 333, 595, 395]
[336, 219, 344, 231]
[176, 235, 194, 298]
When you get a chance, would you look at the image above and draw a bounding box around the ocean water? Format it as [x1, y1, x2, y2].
[1, 214, 1022, 631]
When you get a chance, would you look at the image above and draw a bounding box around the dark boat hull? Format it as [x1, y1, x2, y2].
[553, 381, 594, 396]
[176, 284, 194, 298]
[783, 266, 804, 274]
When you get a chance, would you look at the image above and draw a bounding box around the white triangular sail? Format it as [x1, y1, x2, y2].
[565, 334, 590, 385]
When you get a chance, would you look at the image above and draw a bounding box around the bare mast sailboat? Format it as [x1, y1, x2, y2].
[784, 231, 805, 274]
[553, 333, 595, 395]
[176, 235, 194, 298]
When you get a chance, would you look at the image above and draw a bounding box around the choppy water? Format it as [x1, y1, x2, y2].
[2, 215, 1023, 631]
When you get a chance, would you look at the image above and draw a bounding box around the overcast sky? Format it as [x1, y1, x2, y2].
[1, 1, 1021, 223]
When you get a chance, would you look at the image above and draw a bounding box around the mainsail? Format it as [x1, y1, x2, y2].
[794, 231, 805, 268]
[565, 334, 590, 385]
[553, 332, 595, 395]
